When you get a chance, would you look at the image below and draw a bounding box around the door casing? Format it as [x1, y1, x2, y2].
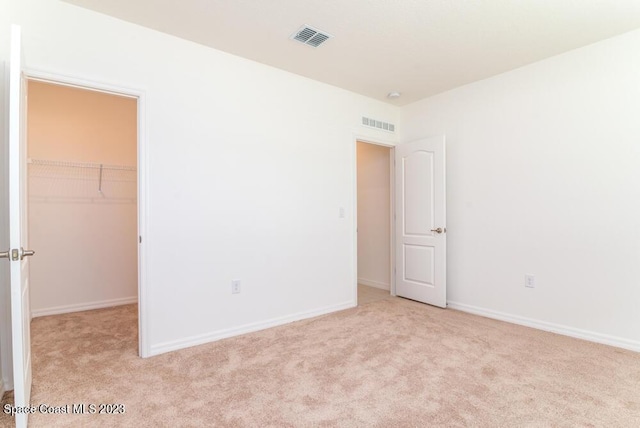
[27, 69, 149, 358]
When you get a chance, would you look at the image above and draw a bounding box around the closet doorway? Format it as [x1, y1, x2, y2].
[26, 79, 140, 346]
[356, 140, 394, 305]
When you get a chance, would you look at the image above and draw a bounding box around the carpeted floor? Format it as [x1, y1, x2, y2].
[357, 285, 392, 305]
[1, 293, 640, 427]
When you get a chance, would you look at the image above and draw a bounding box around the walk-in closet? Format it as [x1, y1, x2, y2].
[27, 80, 138, 318]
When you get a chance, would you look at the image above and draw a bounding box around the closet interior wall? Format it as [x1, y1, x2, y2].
[27, 80, 138, 316]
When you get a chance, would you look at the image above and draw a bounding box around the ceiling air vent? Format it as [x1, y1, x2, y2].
[362, 116, 396, 133]
[291, 25, 333, 48]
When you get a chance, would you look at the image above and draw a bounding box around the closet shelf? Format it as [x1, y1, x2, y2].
[28, 157, 137, 197]
[28, 158, 136, 171]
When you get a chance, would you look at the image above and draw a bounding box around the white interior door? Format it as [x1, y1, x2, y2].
[8, 24, 33, 428]
[395, 136, 446, 307]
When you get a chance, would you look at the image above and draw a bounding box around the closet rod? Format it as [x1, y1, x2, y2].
[28, 158, 136, 171]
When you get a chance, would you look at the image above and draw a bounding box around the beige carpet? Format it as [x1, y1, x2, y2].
[1, 297, 640, 427]
[357, 285, 392, 305]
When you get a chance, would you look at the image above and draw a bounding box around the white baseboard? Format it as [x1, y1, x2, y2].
[31, 296, 138, 318]
[447, 301, 640, 353]
[358, 278, 390, 290]
[150, 300, 356, 356]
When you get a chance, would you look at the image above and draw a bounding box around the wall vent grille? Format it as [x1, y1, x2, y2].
[362, 116, 396, 133]
[290, 25, 333, 48]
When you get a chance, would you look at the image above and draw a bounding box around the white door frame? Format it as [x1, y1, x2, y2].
[21, 69, 150, 358]
[353, 135, 396, 304]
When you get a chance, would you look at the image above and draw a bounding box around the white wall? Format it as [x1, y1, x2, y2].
[356, 142, 390, 290]
[402, 29, 640, 350]
[0, 0, 399, 356]
[27, 81, 138, 316]
[3, 0, 635, 365]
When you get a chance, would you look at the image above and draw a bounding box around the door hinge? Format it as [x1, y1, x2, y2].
[139, 236, 142, 244]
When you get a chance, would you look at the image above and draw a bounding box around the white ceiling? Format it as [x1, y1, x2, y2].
[64, 0, 640, 106]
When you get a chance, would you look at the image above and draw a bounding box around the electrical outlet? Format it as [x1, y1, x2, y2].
[231, 279, 241, 294]
[525, 274, 535, 288]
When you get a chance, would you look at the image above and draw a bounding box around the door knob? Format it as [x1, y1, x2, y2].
[19, 248, 35, 260]
[0, 250, 9, 259]
[430, 227, 444, 234]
